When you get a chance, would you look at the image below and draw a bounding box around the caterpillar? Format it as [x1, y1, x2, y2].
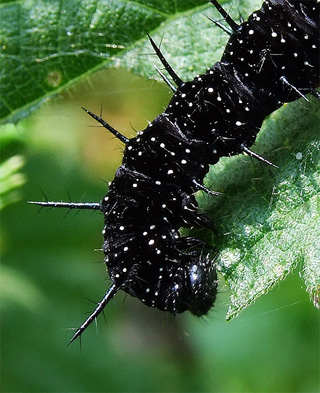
[30, 0, 320, 344]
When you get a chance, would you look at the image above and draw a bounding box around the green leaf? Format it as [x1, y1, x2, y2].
[0, 0, 261, 123]
[1, 0, 319, 317]
[0, 153, 26, 210]
[1, 0, 211, 123]
[201, 99, 320, 318]
[0, 123, 27, 209]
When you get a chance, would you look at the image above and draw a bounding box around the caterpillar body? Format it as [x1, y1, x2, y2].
[30, 0, 320, 344]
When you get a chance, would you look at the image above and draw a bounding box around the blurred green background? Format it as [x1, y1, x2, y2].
[1, 68, 319, 393]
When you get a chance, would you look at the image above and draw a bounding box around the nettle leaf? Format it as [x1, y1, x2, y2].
[0, 0, 204, 123]
[1, 0, 319, 316]
[0, 0, 260, 123]
[201, 99, 320, 317]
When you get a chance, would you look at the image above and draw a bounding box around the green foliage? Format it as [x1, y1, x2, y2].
[0, 123, 27, 209]
[1, 0, 213, 123]
[1, 0, 319, 391]
[0, 0, 264, 123]
[0, 154, 26, 209]
[1, 0, 319, 317]
[203, 99, 320, 317]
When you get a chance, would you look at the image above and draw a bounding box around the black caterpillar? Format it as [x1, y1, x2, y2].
[30, 0, 320, 344]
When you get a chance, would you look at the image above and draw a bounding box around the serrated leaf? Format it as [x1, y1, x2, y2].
[0, 0, 212, 123]
[2, 0, 319, 317]
[201, 99, 320, 318]
[118, 0, 262, 79]
[0, 0, 262, 123]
